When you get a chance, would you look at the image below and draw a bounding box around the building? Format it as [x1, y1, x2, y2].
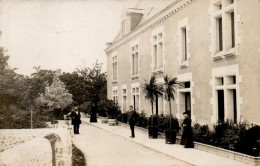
[105, 0, 260, 127]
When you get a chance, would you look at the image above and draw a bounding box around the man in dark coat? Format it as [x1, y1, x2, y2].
[70, 107, 81, 134]
[129, 106, 136, 138]
[180, 111, 194, 148]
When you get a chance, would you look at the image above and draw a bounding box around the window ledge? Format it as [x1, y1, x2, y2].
[112, 80, 118, 84]
[180, 61, 188, 68]
[131, 75, 139, 79]
[224, 48, 235, 58]
[212, 51, 224, 60]
[152, 68, 164, 74]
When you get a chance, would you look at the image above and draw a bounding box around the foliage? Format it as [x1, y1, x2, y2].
[36, 76, 73, 115]
[0, 105, 47, 129]
[142, 75, 163, 126]
[72, 144, 86, 166]
[117, 112, 129, 123]
[163, 75, 179, 130]
[135, 111, 149, 128]
[148, 114, 180, 133]
[76, 61, 107, 122]
[192, 121, 260, 156]
[24, 67, 56, 107]
[0, 48, 49, 128]
[78, 102, 91, 114]
[116, 111, 180, 132]
[0, 48, 21, 108]
[101, 99, 120, 119]
[193, 123, 214, 145]
[59, 72, 87, 105]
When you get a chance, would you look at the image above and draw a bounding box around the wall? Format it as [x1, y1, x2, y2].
[106, 0, 260, 126]
[0, 138, 52, 166]
[0, 128, 72, 166]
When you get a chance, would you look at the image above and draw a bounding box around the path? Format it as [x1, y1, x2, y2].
[72, 121, 190, 166]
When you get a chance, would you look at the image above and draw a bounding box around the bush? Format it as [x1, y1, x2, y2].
[0, 105, 47, 129]
[192, 121, 260, 156]
[147, 114, 180, 132]
[193, 123, 214, 145]
[136, 112, 148, 128]
[117, 112, 129, 123]
[101, 100, 121, 119]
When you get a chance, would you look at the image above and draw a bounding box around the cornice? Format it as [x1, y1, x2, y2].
[105, 0, 197, 54]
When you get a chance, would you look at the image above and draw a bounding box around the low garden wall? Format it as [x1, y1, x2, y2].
[117, 121, 260, 166]
[0, 128, 72, 166]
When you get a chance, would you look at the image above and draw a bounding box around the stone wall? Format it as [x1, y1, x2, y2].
[0, 128, 72, 166]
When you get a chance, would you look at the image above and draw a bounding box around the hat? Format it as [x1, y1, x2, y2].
[183, 111, 189, 115]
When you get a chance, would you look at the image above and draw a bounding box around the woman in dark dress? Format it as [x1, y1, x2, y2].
[180, 112, 194, 148]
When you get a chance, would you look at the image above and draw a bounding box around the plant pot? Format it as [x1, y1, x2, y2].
[165, 129, 177, 144]
[108, 119, 117, 126]
[148, 126, 159, 139]
[100, 117, 108, 123]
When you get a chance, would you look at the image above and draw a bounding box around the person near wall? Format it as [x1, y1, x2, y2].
[180, 111, 194, 148]
[70, 107, 81, 134]
[129, 105, 136, 138]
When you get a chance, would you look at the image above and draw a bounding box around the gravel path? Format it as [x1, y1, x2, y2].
[72, 122, 189, 166]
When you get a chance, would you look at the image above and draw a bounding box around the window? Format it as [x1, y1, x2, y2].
[151, 27, 164, 72]
[112, 55, 117, 82]
[178, 18, 190, 68]
[211, 65, 240, 124]
[177, 73, 194, 120]
[112, 90, 118, 104]
[122, 88, 127, 112]
[179, 81, 191, 116]
[131, 45, 139, 77]
[216, 17, 223, 52]
[214, 77, 238, 123]
[132, 87, 140, 112]
[211, 0, 237, 58]
[181, 27, 188, 62]
[230, 12, 235, 48]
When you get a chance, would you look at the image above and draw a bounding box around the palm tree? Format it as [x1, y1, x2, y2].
[163, 75, 180, 130]
[143, 75, 163, 126]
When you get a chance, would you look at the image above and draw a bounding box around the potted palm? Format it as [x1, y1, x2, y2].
[143, 75, 163, 139]
[163, 75, 180, 144]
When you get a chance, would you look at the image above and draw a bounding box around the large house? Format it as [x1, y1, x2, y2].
[105, 0, 260, 127]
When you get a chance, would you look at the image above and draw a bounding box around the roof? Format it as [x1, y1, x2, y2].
[111, 0, 176, 43]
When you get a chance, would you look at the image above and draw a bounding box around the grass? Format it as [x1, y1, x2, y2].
[72, 144, 86, 166]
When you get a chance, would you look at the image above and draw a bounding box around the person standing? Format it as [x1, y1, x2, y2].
[180, 112, 194, 148]
[70, 107, 81, 134]
[75, 109, 81, 134]
[129, 106, 136, 138]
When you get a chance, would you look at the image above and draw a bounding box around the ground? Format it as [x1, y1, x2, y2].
[72, 122, 189, 166]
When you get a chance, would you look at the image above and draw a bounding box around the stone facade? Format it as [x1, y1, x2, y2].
[105, 0, 260, 127]
[0, 128, 72, 166]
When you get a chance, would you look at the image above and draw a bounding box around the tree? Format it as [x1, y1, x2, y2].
[26, 67, 56, 104]
[142, 75, 163, 126]
[0, 47, 19, 109]
[163, 75, 180, 130]
[77, 61, 107, 122]
[59, 72, 87, 105]
[36, 76, 73, 118]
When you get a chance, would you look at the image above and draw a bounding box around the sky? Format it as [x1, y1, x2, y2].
[0, 0, 137, 76]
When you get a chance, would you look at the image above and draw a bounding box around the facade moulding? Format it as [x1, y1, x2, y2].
[105, 0, 197, 54]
